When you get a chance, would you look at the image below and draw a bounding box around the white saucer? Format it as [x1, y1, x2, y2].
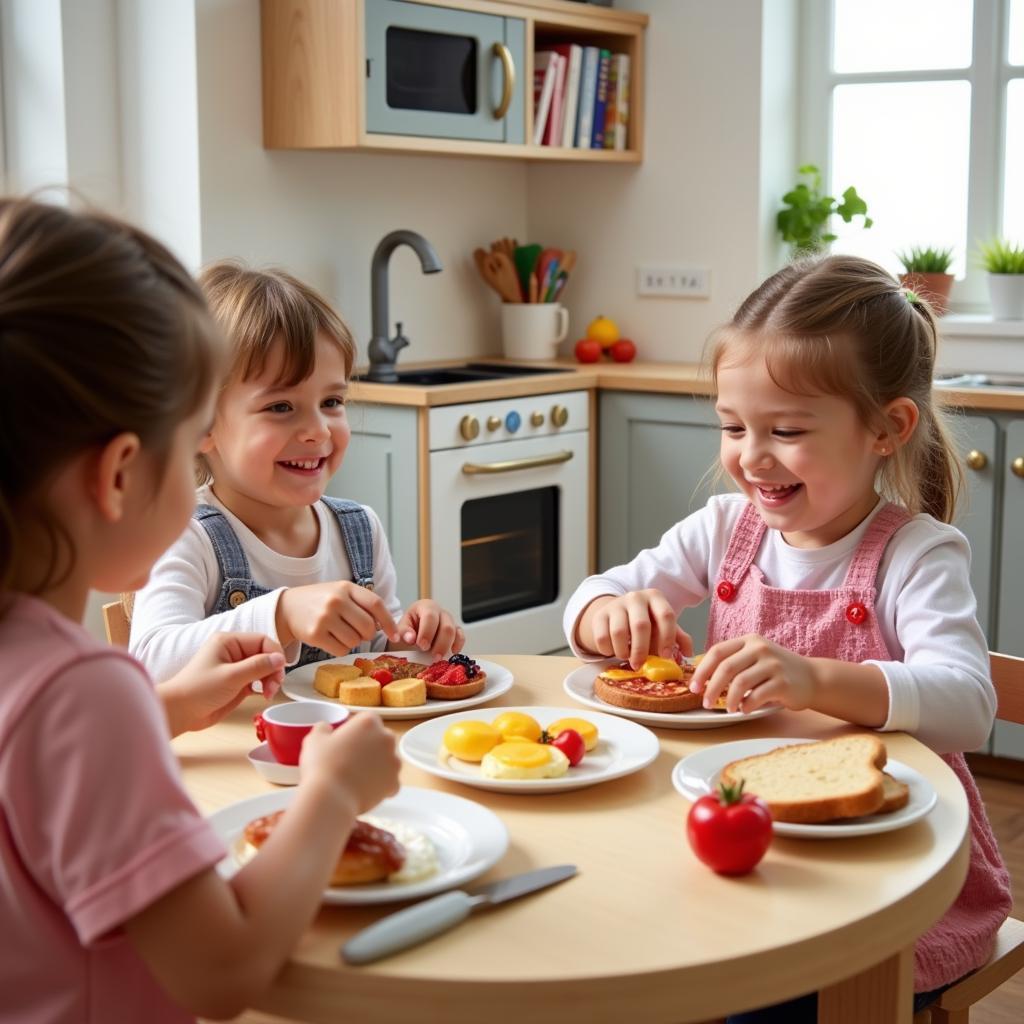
[247, 742, 300, 786]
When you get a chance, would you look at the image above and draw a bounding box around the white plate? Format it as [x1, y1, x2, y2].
[208, 786, 508, 904]
[247, 742, 301, 786]
[282, 653, 514, 719]
[400, 705, 660, 794]
[563, 661, 782, 730]
[670, 737, 938, 838]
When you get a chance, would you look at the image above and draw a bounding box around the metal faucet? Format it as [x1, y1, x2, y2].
[366, 229, 442, 382]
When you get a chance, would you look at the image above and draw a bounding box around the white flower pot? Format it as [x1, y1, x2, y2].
[987, 274, 1024, 320]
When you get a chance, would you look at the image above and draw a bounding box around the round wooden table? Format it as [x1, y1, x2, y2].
[173, 655, 970, 1024]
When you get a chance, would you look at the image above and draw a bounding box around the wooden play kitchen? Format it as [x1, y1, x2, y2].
[176, 654, 970, 1023]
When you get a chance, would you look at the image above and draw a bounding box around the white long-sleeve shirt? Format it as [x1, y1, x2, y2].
[564, 494, 995, 754]
[130, 486, 402, 682]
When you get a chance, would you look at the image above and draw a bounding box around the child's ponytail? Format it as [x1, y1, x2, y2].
[0, 197, 222, 597]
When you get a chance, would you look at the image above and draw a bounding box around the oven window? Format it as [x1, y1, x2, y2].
[461, 487, 559, 623]
[386, 27, 477, 114]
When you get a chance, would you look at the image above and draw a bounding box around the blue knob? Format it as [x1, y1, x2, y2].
[505, 410, 521, 433]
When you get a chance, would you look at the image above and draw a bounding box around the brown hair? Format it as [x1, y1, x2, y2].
[0, 196, 223, 596]
[196, 261, 357, 485]
[708, 255, 962, 523]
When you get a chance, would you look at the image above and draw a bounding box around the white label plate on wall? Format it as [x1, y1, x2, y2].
[636, 265, 711, 298]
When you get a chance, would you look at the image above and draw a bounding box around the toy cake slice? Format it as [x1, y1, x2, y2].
[719, 734, 888, 824]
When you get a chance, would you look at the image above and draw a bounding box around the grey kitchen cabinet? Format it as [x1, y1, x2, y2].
[956, 414, 998, 640]
[324, 403, 420, 609]
[598, 392, 724, 648]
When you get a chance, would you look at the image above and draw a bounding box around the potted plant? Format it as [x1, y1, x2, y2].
[896, 246, 955, 315]
[978, 239, 1024, 320]
[777, 164, 873, 258]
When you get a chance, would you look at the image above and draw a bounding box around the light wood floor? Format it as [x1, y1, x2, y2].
[220, 773, 1024, 1024]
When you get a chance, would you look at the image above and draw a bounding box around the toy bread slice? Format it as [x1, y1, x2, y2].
[314, 662, 363, 698]
[880, 771, 910, 814]
[719, 735, 887, 824]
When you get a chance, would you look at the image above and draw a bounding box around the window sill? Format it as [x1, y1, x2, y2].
[939, 315, 1024, 340]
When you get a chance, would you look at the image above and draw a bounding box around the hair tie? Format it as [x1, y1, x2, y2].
[903, 288, 921, 306]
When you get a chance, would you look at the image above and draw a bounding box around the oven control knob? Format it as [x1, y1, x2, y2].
[551, 404, 569, 427]
[530, 411, 545, 428]
[459, 415, 480, 441]
[505, 410, 521, 433]
[486, 415, 502, 432]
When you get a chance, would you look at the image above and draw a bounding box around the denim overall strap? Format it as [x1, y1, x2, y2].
[193, 504, 270, 612]
[321, 497, 375, 589]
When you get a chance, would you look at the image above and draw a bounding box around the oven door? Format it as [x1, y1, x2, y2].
[429, 431, 588, 654]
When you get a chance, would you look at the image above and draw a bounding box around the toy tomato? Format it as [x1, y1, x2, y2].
[609, 339, 637, 363]
[574, 338, 602, 363]
[544, 728, 586, 766]
[686, 781, 772, 876]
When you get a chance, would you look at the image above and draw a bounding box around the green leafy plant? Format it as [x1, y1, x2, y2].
[978, 239, 1024, 274]
[777, 164, 873, 256]
[896, 246, 954, 274]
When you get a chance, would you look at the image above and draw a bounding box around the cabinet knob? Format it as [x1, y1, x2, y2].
[459, 415, 480, 441]
[530, 411, 545, 427]
[1013, 456, 1024, 479]
[551, 405, 569, 428]
[486, 415, 502, 432]
[966, 450, 988, 471]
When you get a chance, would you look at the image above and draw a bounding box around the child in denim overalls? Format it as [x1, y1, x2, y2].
[564, 256, 1011, 1020]
[132, 262, 463, 682]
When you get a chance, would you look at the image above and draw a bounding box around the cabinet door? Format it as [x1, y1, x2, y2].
[956, 415, 998, 641]
[324, 404, 420, 609]
[599, 392, 724, 647]
[994, 417, 1024, 758]
[365, 0, 525, 143]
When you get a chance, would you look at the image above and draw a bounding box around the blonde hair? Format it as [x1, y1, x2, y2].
[708, 255, 961, 523]
[196, 261, 357, 485]
[0, 197, 222, 597]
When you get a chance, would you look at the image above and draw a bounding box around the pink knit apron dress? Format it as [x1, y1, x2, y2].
[707, 501, 1012, 991]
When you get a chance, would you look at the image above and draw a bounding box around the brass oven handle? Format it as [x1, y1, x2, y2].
[462, 450, 573, 475]
[492, 42, 515, 120]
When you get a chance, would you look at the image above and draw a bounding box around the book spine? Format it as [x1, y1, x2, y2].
[602, 56, 619, 150]
[575, 46, 600, 150]
[590, 49, 611, 149]
[544, 53, 566, 146]
[532, 52, 557, 147]
[613, 54, 630, 150]
[557, 44, 583, 148]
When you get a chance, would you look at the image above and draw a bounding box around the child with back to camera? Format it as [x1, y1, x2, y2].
[564, 256, 1011, 1019]
[0, 197, 401, 1022]
[130, 260, 463, 682]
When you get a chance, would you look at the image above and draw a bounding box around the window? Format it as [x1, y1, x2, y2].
[801, 0, 1023, 313]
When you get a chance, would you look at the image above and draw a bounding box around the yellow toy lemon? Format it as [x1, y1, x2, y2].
[586, 315, 620, 349]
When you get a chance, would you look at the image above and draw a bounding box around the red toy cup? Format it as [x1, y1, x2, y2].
[254, 703, 350, 766]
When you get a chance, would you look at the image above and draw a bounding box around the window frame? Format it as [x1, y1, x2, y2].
[799, 0, 1019, 313]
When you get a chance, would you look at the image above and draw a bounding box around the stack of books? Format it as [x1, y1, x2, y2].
[532, 45, 630, 150]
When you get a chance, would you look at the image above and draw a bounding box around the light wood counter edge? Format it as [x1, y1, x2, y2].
[348, 360, 1024, 412]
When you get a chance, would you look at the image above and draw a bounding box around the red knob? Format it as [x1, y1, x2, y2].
[253, 713, 266, 742]
[845, 602, 868, 625]
[716, 580, 736, 602]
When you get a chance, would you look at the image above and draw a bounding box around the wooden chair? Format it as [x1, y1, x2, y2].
[912, 650, 1024, 1023]
[101, 592, 134, 647]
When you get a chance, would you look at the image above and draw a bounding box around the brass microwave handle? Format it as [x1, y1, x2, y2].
[462, 450, 573, 475]
[492, 42, 515, 120]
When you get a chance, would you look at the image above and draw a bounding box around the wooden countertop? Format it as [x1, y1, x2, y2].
[177, 655, 969, 1024]
[348, 358, 1024, 412]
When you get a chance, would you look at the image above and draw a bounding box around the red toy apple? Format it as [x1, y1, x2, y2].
[609, 339, 637, 363]
[574, 338, 602, 363]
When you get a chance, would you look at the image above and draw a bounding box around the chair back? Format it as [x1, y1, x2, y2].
[101, 593, 135, 647]
[990, 651, 1024, 726]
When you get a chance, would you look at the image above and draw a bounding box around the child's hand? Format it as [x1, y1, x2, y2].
[690, 634, 818, 713]
[394, 599, 465, 657]
[159, 633, 286, 736]
[276, 582, 400, 655]
[577, 590, 693, 670]
[300, 713, 401, 813]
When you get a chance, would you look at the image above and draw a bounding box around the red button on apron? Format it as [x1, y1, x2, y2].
[845, 602, 868, 625]
[716, 580, 736, 602]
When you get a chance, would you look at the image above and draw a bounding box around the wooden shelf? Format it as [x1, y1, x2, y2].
[261, 0, 647, 160]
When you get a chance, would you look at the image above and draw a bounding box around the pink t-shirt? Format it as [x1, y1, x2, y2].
[0, 595, 227, 1023]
